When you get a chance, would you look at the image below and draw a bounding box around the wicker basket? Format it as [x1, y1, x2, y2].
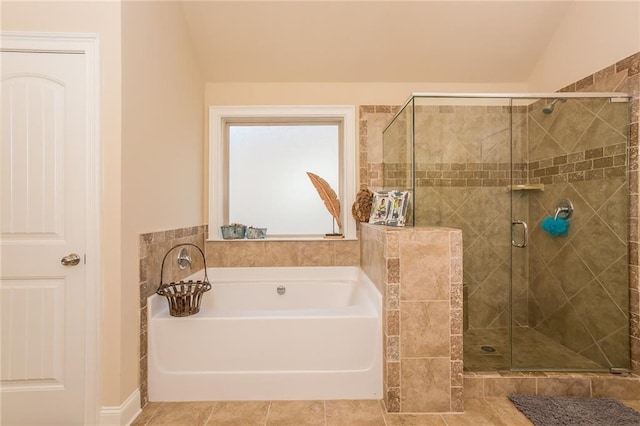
[156, 244, 211, 317]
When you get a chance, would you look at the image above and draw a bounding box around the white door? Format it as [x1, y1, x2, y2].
[1, 49, 88, 425]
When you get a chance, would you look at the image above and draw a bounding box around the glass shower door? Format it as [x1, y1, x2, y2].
[510, 96, 631, 371]
[407, 96, 513, 372]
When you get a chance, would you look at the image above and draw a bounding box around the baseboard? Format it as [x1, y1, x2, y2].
[99, 388, 141, 426]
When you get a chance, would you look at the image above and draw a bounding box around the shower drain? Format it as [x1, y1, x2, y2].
[480, 345, 497, 353]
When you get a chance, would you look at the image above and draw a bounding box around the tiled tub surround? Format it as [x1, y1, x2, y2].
[138, 225, 207, 406]
[140, 235, 358, 407]
[360, 223, 464, 413]
[204, 239, 360, 267]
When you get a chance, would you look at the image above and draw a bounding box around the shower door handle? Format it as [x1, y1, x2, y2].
[511, 221, 528, 248]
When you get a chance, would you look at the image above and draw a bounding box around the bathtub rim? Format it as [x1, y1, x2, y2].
[149, 265, 382, 318]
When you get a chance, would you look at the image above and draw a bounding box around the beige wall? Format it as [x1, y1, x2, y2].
[2, 0, 204, 408]
[205, 82, 528, 107]
[1, 0, 124, 406]
[528, 1, 640, 91]
[121, 0, 204, 405]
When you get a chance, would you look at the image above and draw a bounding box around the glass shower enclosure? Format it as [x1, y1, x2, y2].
[383, 93, 631, 372]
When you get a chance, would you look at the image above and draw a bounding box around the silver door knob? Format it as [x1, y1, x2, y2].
[61, 253, 81, 266]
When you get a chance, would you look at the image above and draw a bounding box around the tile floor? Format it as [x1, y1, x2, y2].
[131, 398, 640, 425]
[464, 327, 604, 371]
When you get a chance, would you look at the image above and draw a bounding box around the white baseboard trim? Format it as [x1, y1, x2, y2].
[99, 388, 141, 426]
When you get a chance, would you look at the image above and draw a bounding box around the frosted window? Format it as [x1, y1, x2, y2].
[209, 105, 356, 240]
[228, 125, 339, 235]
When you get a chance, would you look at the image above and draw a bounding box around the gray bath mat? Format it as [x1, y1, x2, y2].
[508, 394, 640, 426]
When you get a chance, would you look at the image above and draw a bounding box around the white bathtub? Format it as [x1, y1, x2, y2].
[148, 266, 382, 401]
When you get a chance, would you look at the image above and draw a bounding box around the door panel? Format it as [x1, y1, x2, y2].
[2, 74, 65, 238]
[1, 51, 87, 425]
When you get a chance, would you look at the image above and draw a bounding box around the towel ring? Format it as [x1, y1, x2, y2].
[554, 199, 573, 220]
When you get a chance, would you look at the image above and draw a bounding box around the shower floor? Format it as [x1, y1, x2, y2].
[464, 327, 603, 372]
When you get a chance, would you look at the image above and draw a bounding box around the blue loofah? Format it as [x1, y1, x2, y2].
[541, 217, 570, 236]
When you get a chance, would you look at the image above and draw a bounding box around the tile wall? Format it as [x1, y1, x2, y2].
[377, 102, 517, 345]
[361, 51, 640, 375]
[360, 223, 464, 413]
[560, 52, 639, 374]
[525, 99, 629, 367]
[358, 105, 400, 191]
[138, 225, 207, 406]
[465, 371, 640, 400]
[203, 239, 359, 267]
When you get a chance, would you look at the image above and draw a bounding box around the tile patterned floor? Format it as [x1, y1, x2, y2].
[464, 327, 604, 371]
[131, 398, 640, 425]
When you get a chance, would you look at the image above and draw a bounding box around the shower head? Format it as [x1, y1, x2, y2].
[542, 98, 567, 114]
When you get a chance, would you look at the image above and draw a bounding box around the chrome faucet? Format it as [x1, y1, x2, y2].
[177, 247, 192, 270]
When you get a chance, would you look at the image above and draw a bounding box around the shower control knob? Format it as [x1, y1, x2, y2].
[60, 253, 81, 266]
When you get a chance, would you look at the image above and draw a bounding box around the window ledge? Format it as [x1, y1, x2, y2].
[206, 237, 359, 242]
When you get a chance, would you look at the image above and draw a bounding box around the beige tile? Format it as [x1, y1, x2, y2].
[386, 387, 401, 413]
[449, 230, 463, 258]
[387, 309, 400, 336]
[325, 400, 385, 425]
[218, 241, 267, 267]
[387, 361, 400, 387]
[383, 412, 447, 425]
[451, 361, 463, 387]
[401, 358, 450, 412]
[536, 377, 591, 397]
[451, 308, 463, 336]
[450, 282, 463, 308]
[300, 241, 334, 266]
[621, 400, 640, 411]
[148, 402, 214, 426]
[440, 398, 510, 426]
[266, 401, 324, 426]
[132, 402, 164, 426]
[400, 233, 450, 301]
[483, 397, 533, 426]
[205, 401, 269, 426]
[463, 377, 484, 398]
[385, 231, 400, 258]
[450, 386, 464, 412]
[334, 240, 360, 266]
[387, 336, 400, 361]
[591, 377, 640, 399]
[450, 335, 463, 361]
[387, 258, 400, 284]
[264, 242, 301, 266]
[401, 301, 450, 357]
[483, 378, 536, 397]
[450, 257, 463, 286]
[387, 284, 400, 310]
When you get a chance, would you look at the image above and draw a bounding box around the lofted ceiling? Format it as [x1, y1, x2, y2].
[180, 1, 574, 83]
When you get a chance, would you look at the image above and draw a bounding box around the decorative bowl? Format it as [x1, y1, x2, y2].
[246, 227, 267, 239]
[221, 224, 247, 239]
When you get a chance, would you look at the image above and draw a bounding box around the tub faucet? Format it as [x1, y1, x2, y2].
[177, 247, 192, 270]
